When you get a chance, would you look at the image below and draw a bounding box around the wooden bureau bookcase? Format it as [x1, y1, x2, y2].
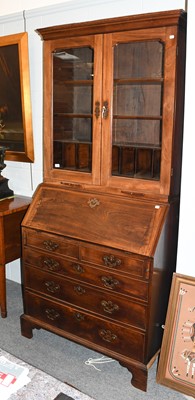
[20, 10, 186, 392]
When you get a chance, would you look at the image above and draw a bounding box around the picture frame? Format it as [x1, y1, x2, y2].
[0, 32, 34, 162]
[157, 273, 195, 397]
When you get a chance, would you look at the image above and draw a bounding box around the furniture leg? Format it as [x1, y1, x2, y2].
[0, 263, 7, 318]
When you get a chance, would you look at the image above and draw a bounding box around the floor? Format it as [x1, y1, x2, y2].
[0, 349, 94, 400]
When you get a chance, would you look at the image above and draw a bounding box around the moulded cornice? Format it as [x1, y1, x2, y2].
[0, 12, 24, 25]
[36, 8, 186, 41]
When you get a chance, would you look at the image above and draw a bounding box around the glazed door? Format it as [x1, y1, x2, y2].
[44, 35, 103, 184]
[43, 27, 178, 194]
[101, 27, 178, 195]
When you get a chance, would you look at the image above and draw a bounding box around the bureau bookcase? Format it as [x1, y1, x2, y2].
[20, 10, 186, 391]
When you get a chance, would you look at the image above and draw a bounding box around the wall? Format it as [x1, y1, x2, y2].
[0, 0, 187, 15]
[0, 0, 193, 282]
[0, 0, 69, 15]
[176, 0, 195, 276]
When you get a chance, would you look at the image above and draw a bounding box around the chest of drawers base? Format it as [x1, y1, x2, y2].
[20, 183, 180, 392]
[20, 228, 151, 391]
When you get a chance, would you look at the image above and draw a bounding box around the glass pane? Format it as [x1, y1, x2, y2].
[113, 84, 162, 116]
[53, 47, 94, 172]
[114, 41, 163, 79]
[113, 120, 161, 146]
[112, 40, 163, 180]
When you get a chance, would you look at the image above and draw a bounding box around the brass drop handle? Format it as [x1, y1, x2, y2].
[103, 254, 121, 268]
[101, 300, 119, 314]
[99, 329, 117, 343]
[44, 258, 60, 271]
[102, 101, 109, 119]
[45, 280, 60, 293]
[43, 240, 59, 252]
[101, 276, 120, 289]
[45, 308, 60, 321]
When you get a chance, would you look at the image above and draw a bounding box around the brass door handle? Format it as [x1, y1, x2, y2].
[102, 101, 109, 119]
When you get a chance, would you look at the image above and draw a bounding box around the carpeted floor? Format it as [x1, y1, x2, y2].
[0, 348, 94, 400]
[0, 279, 192, 400]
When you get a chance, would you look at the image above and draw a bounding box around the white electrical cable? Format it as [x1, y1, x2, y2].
[85, 356, 115, 371]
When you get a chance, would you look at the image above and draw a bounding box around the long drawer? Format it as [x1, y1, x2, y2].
[24, 266, 147, 330]
[23, 247, 149, 302]
[24, 290, 146, 363]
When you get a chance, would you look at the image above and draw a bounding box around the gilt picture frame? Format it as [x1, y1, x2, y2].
[157, 273, 195, 397]
[0, 32, 34, 162]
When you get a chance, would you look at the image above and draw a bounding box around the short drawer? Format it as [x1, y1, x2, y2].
[80, 244, 150, 279]
[24, 291, 145, 363]
[23, 229, 79, 259]
[24, 267, 147, 330]
[23, 247, 149, 302]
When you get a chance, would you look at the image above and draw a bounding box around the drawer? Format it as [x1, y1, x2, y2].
[23, 229, 79, 259]
[24, 267, 147, 330]
[80, 244, 150, 279]
[23, 247, 149, 302]
[24, 291, 145, 363]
